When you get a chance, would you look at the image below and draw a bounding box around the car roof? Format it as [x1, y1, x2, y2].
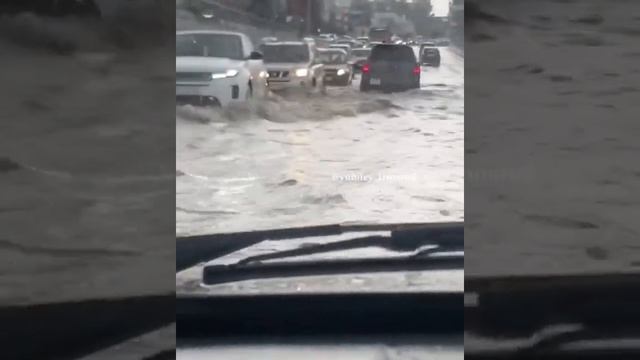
[372, 43, 412, 49]
[263, 41, 308, 46]
[319, 48, 347, 55]
[177, 30, 245, 37]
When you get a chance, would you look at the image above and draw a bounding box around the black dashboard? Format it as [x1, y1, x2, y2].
[177, 291, 463, 359]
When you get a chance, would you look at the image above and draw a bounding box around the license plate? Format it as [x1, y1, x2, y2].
[370, 78, 381, 85]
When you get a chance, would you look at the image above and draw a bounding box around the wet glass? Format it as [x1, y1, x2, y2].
[352, 49, 371, 57]
[262, 44, 310, 63]
[176, 33, 243, 59]
[319, 51, 347, 64]
[176, 0, 464, 296]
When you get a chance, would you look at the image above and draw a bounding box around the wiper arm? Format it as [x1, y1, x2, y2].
[236, 224, 463, 265]
[202, 223, 463, 285]
[203, 255, 463, 286]
[177, 221, 461, 272]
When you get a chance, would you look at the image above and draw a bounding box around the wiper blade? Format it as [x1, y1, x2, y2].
[236, 224, 463, 265]
[203, 254, 463, 286]
[201, 223, 463, 285]
[177, 221, 461, 272]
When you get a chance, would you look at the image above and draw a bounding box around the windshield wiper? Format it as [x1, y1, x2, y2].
[177, 221, 461, 272]
[201, 223, 463, 285]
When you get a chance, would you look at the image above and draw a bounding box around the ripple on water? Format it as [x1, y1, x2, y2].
[301, 194, 347, 205]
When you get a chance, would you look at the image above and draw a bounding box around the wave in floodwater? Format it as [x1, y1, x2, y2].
[177, 49, 465, 236]
[177, 81, 462, 125]
[465, 0, 640, 276]
[1, 12, 175, 305]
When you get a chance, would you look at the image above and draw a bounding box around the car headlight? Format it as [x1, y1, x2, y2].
[211, 69, 239, 79]
[259, 70, 269, 78]
[337, 69, 346, 76]
[295, 68, 309, 77]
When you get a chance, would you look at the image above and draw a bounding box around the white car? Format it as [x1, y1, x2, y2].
[176, 30, 268, 107]
[262, 41, 326, 94]
[318, 48, 353, 87]
[318, 33, 337, 42]
[329, 43, 352, 58]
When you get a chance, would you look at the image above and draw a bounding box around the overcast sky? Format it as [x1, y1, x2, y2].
[431, 0, 450, 16]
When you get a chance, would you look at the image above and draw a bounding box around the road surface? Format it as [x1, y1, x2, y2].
[466, 0, 640, 276]
[177, 47, 464, 236]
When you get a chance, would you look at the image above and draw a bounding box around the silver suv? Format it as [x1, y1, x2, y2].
[262, 41, 326, 94]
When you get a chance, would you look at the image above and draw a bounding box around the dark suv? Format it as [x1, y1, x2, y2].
[420, 47, 441, 67]
[360, 44, 421, 92]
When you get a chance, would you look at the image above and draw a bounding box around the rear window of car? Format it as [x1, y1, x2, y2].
[319, 51, 347, 64]
[351, 49, 371, 57]
[370, 45, 416, 62]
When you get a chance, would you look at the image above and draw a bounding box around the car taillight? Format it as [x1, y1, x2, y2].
[362, 63, 370, 73]
[413, 65, 421, 75]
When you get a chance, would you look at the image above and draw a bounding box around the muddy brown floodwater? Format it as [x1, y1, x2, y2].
[466, 0, 640, 276]
[177, 47, 464, 237]
[0, 15, 175, 305]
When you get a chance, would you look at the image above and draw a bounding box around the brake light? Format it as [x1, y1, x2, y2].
[413, 65, 421, 75]
[362, 63, 370, 73]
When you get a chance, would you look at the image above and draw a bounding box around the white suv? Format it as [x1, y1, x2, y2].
[262, 41, 326, 95]
[176, 30, 268, 107]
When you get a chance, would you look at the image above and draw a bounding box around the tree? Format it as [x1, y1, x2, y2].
[408, 0, 434, 36]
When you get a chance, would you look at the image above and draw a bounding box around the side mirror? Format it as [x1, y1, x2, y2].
[248, 51, 263, 60]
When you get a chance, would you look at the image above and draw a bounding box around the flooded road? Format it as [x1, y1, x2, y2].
[1, 15, 175, 305]
[466, 0, 640, 276]
[177, 47, 464, 236]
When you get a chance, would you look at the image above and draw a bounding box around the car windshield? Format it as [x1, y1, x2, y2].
[262, 44, 309, 63]
[176, 0, 464, 295]
[369, 29, 390, 40]
[370, 45, 416, 62]
[319, 51, 347, 64]
[176, 33, 243, 60]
